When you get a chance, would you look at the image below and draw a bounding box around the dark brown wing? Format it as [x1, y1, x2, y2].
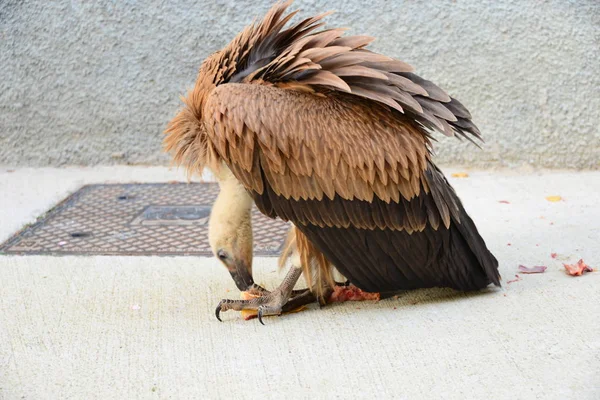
[203, 83, 500, 292]
[253, 164, 500, 293]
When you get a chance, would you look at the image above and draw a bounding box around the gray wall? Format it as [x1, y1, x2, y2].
[1, 0, 599, 168]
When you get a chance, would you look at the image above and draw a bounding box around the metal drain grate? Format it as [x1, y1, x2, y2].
[0, 183, 290, 256]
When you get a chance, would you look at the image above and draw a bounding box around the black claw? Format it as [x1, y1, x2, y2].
[257, 309, 265, 325]
[215, 302, 223, 322]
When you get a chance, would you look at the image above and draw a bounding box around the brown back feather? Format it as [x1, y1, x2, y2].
[165, 0, 483, 174]
[223, 1, 481, 142]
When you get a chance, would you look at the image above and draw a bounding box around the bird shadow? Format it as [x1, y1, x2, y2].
[323, 285, 500, 312]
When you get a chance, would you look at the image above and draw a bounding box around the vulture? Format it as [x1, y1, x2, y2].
[164, 1, 501, 323]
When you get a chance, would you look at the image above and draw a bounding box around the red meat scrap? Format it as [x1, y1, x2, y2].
[328, 285, 380, 303]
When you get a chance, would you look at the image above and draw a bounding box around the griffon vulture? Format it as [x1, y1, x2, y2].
[164, 1, 501, 323]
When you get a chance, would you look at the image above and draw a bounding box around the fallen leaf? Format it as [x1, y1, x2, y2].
[498, 200, 510, 204]
[545, 195, 562, 202]
[451, 172, 469, 178]
[518, 265, 547, 274]
[507, 274, 521, 284]
[563, 259, 594, 276]
[507, 243, 512, 246]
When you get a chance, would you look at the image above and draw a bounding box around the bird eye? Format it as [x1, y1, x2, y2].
[217, 249, 228, 261]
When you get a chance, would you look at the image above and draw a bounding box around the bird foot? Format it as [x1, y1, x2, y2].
[215, 287, 313, 325]
[216, 266, 309, 324]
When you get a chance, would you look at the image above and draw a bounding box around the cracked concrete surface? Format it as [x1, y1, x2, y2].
[0, 166, 599, 399]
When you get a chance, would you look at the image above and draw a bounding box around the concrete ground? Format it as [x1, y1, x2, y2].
[0, 166, 598, 400]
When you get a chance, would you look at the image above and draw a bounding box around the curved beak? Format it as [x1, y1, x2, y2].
[227, 259, 254, 291]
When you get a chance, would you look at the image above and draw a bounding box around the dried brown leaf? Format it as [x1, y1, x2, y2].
[563, 259, 594, 276]
[451, 172, 469, 178]
[518, 265, 547, 274]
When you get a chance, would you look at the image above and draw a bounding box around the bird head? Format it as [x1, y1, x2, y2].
[208, 167, 255, 291]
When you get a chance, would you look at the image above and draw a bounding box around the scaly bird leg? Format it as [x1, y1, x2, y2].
[282, 287, 332, 312]
[245, 281, 310, 297]
[216, 265, 307, 325]
[246, 283, 271, 296]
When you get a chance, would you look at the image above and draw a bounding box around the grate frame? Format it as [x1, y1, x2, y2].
[0, 183, 290, 257]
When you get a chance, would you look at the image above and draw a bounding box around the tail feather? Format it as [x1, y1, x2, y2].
[452, 206, 501, 287]
[426, 162, 501, 288]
